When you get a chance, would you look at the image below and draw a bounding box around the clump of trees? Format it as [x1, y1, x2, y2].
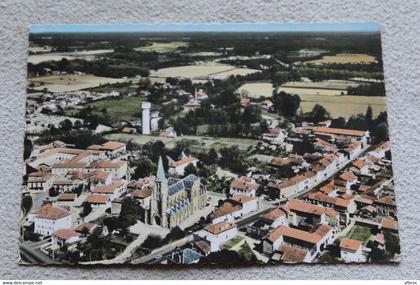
[272, 91, 301, 118]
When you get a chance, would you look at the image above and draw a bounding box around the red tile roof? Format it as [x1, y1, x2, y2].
[57, 193, 77, 202]
[230, 178, 259, 192]
[278, 245, 308, 263]
[91, 180, 124, 194]
[170, 156, 198, 168]
[312, 127, 367, 137]
[381, 218, 398, 231]
[86, 194, 111, 204]
[205, 221, 237, 235]
[34, 205, 70, 220]
[340, 238, 362, 251]
[53, 229, 79, 241]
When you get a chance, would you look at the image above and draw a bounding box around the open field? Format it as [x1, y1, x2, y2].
[237, 82, 273, 98]
[105, 133, 260, 151]
[28, 74, 128, 93]
[66, 96, 145, 123]
[298, 93, 386, 119]
[301, 53, 377, 65]
[28, 49, 114, 64]
[151, 63, 260, 81]
[134, 41, 188, 53]
[347, 225, 372, 244]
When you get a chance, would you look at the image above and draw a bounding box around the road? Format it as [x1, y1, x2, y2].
[19, 240, 54, 264]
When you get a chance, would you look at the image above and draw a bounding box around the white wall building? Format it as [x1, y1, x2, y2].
[30, 205, 72, 236]
[197, 221, 238, 252]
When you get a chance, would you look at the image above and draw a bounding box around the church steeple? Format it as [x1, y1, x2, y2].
[156, 156, 167, 183]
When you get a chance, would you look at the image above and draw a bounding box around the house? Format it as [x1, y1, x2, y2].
[287, 199, 327, 227]
[197, 221, 238, 252]
[229, 176, 259, 197]
[160, 127, 177, 138]
[260, 100, 273, 110]
[75, 223, 98, 235]
[262, 224, 334, 261]
[121, 127, 137, 134]
[272, 245, 311, 263]
[335, 171, 358, 190]
[350, 159, 369, 175]
[88, 141, 126, 158]
[375, 196, 397, 218]
[90, 180, 126, 199]
[311, 127, 370, 144]
[381, 218, 398, 233]
[262, 206, 290, 228]
[168, 248, 203, 264]
[368, 141, 390, 159]
[88, 160, 127, 180]
[267, 172, 315, 199]
[26, 173, 55, 192]
[85, 194, 112, 209]
[262, 128, 287, 144]
[29, 205, 72, 236]
[211, 195, 258, 224]
[340, 239, 365, 262]
[52, 229, 80, 247]
[168, 156, 199, 176]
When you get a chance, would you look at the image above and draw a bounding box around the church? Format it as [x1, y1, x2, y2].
[131, 157, 207, 229]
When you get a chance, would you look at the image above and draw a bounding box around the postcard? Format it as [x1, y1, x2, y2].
[21, 23, 399, 265]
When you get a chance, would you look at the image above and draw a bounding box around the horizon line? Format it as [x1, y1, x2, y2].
[30, 23, 380, 34]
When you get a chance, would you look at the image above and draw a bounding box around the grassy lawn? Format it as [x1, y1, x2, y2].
[105, 132, 260, 151]
[67, 96, 145, 123]
[347, 225, 372, 244]
[221, 236, 244, 250]
[238, 241, 256, 261]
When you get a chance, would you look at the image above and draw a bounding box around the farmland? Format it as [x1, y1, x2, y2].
[151, 62, 260, 81]
[28, 74, 128, 93]
[301, 53, 377, 65]
[237, 82, 273, 98]
[27, 49, 114, 64]
[298, 93, 386, 118]
[133, 41, 188, 53]
[105, 132, 260, 151]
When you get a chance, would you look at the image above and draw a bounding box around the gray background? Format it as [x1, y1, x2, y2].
[0, 0, 419, 279]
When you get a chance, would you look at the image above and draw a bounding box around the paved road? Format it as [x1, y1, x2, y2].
[20, 242, 54, 264]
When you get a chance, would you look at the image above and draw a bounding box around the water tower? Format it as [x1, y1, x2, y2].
[142, 101, 151, 135]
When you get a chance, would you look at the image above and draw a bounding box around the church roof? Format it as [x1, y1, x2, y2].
[156, 156, 167, 183]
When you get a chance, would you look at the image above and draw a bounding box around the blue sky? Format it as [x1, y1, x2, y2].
[30, 23, 380, 33]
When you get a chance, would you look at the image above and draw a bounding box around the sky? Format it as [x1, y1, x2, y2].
[30, 23, 380, 34]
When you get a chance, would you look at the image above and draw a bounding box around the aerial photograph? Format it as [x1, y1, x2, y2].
[20, 23, 399, 265]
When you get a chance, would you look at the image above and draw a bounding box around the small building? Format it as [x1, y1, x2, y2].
[197, 221, 238, 252]
[85, 194, 112, 209]
[229, 176, 259, 197]
[52, 229, 80, 247]
[168, 156, 199, 176]
[340, 238, 365, 263]
[30, 205, 71, 236]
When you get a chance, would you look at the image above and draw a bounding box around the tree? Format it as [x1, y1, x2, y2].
[23, 135, 33, 160]
[330, 117, 346, 128]
[21, 195, 33, 214]
[309, 104, 329, 123]
[184, 163, 197, 176]
[384, 231, 400, 255]
[366, 105, 373, 122]
[272, 91, 301, 118]
[59, 119, 73, 131]
[80, 203, 92, 218]
[103, 216, 119, 233]
[132, 158, 156, 180]
[371, 122, 389, 144]
[141, 234, 162, 250]
[118, 198, 140, 228]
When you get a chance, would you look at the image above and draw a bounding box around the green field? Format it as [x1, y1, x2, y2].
[221, 236, 244, 249]
[347, 225, 372, 244]
[67, 96, 145, 123]
[105, 132, 260, 151]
